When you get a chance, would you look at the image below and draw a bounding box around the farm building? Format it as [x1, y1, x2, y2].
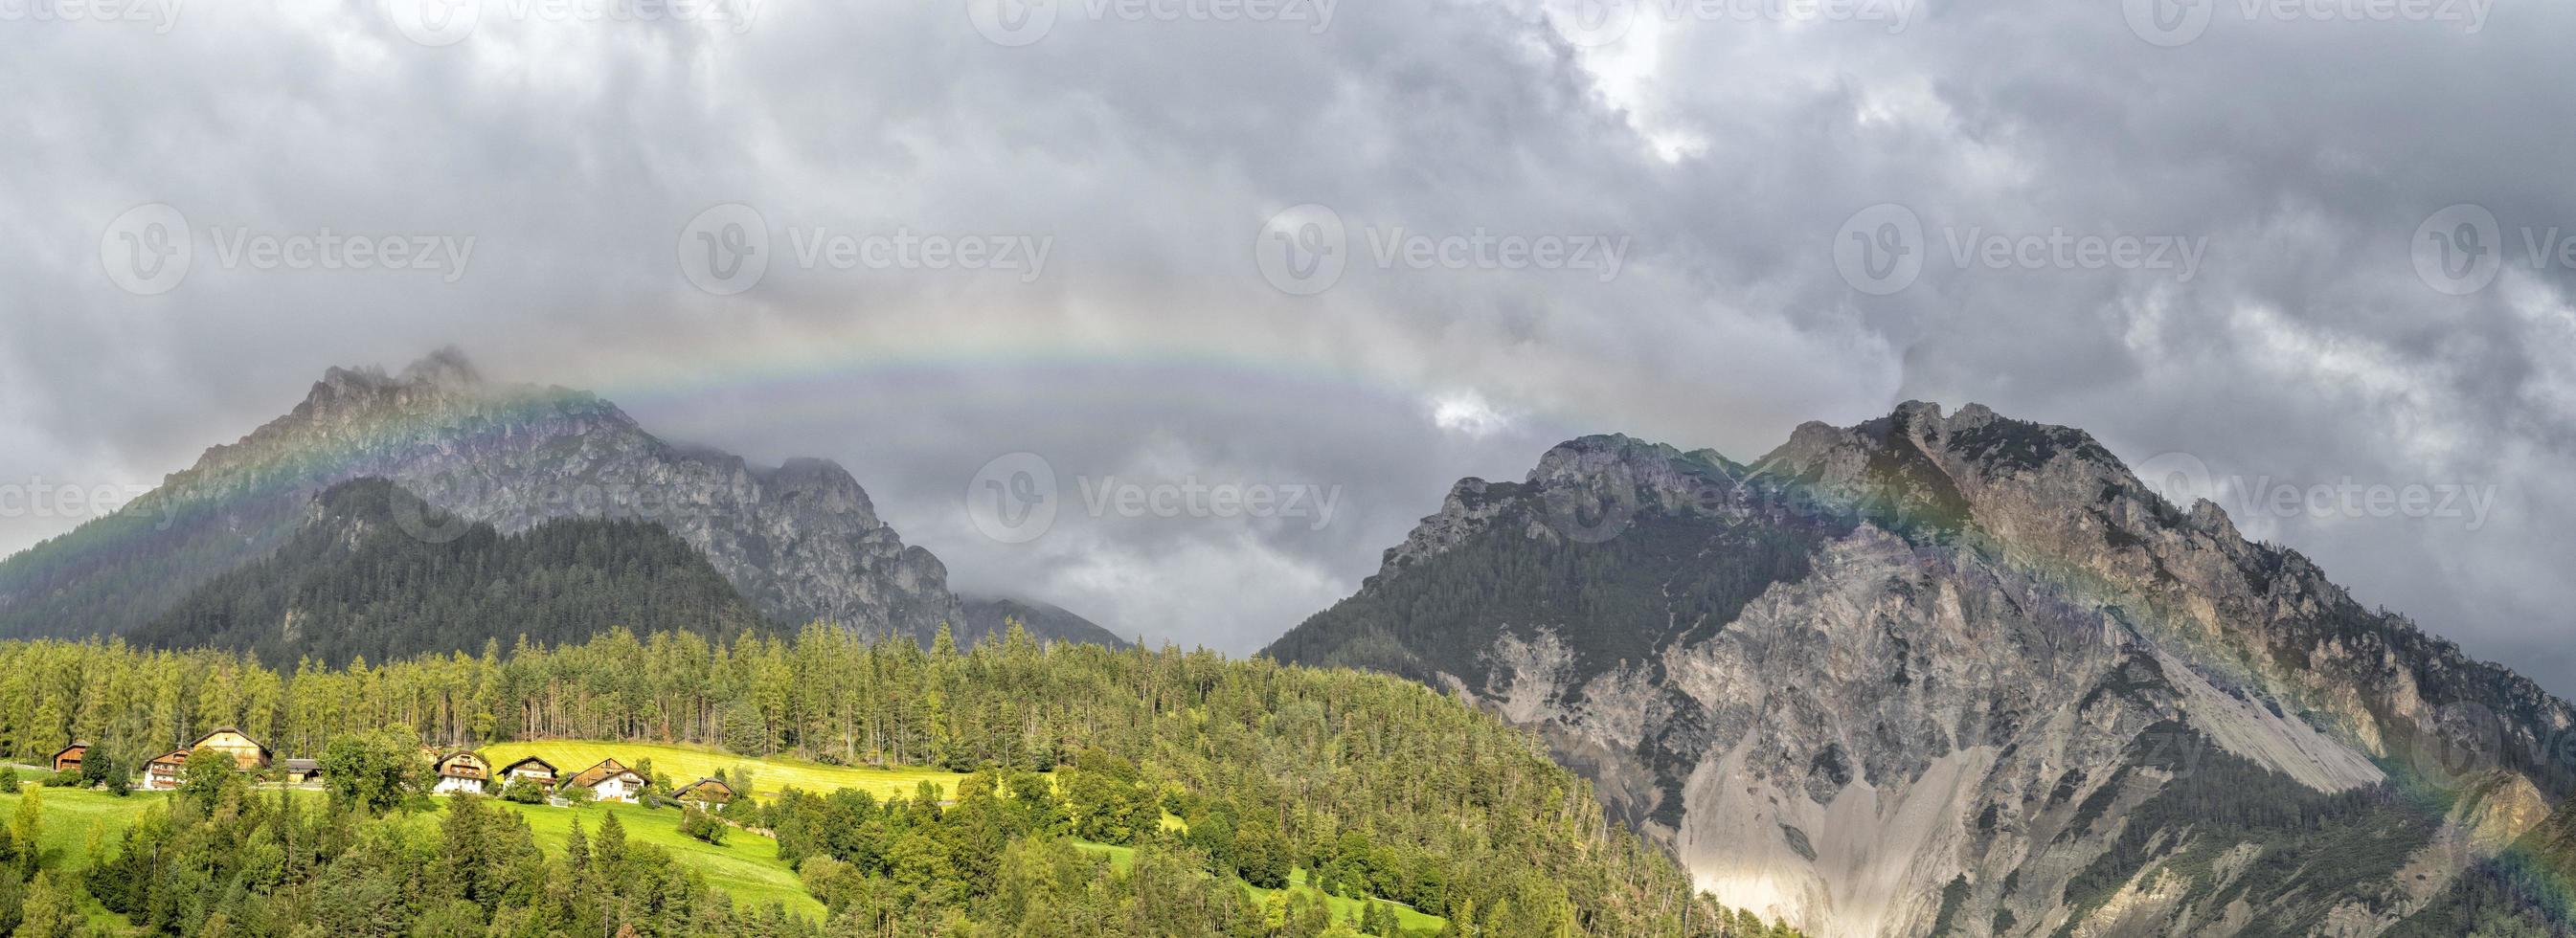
[674, 778, 734, 807]
[562, 758, 645, 804]
[499, 756, 558, 788]
[50, 742, 87, 774]
[189, 728, 272, 770]
[433, 750, 493, 795]
[282, 758, 322, 784]
[143, 749, 189, 791]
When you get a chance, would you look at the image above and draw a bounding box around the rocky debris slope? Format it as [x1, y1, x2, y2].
[1267, 402, 2576, 937]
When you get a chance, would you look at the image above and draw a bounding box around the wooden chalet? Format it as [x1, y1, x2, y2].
[561, 758, 645, 804]
[50, 742, 88, 774]
[432, 750, 493, 795]
[188, 727, 272, 770]
[673, 778, 735, 807]
[498, 756, 558, 788]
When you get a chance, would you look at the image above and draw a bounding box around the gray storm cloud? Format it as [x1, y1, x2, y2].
[2, 0, 2570, 687]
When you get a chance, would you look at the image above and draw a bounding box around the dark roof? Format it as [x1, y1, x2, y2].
[435, 750, 489, 778]
[499, 756, 558, 775]
[50, 742, 88, 758]
[282, 758, 321, 771]
[564, 758, 640, 790]
[674, 778, 735, 799]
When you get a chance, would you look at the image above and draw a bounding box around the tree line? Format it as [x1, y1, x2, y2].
[0, 624, 1805, 936]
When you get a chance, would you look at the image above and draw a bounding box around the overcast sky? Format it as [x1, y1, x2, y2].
[4, 0, 2571, 690]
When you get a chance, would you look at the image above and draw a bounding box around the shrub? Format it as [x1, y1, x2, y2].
[0, 767, 18, 794]
[679, 804, 728, 845]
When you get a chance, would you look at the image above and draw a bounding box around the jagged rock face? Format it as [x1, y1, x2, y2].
[0, 349, 961, 643]
[1268, 402, 2576, 937]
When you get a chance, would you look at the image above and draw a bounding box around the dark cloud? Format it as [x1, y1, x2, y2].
[2, 0, 2569, 685]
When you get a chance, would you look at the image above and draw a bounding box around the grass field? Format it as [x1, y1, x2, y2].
[0, 785, 168, 871]
[1072, 840, 1447, 932]
[492, 799, 822, 921]
[483, 741, 973, 801]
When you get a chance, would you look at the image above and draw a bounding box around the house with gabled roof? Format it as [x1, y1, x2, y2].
[498, 755, 558, 789]
[432, 750, 493, 795]
[561, 758, 645, 804]
[50, 742, 88, 775]
[673, 777, 735, 808]
[143, 749, 190, 791]
[188, 727, 272, 770]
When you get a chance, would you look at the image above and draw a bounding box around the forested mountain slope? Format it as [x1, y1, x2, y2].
[126, 478, 765, 667]
[1267, 402, 2576, 936]
[0, 629, 1796, 936]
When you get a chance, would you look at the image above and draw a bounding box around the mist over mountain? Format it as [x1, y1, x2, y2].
[1268, 402, 2576, 936]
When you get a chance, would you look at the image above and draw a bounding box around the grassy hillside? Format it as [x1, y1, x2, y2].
[0, 786, 165, 872]
[494, 799, 823, 921]
[482, 740, 972, 801]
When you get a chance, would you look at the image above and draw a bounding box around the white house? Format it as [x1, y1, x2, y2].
[432, 750, 493, 795]
[563, 758, 645, 804]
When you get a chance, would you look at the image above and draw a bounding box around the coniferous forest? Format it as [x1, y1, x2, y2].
[0, 627, 1803, 937]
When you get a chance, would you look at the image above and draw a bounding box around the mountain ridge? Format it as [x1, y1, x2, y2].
[1267, 400, 2576, 936]
[0, 350, 1101, 651]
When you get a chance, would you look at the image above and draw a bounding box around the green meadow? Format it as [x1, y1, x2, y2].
[481, 740, 973, 801]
